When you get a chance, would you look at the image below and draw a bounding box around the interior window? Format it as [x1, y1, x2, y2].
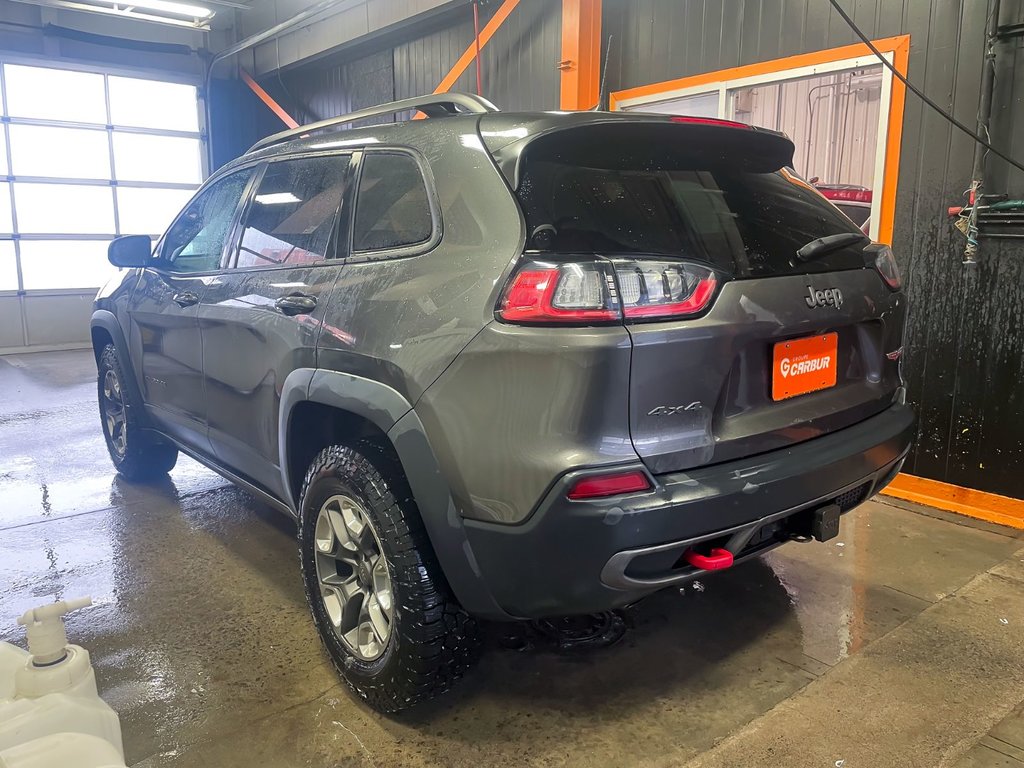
[353, 153, 432, 251]
[162, 169, 253, 273]
[235, 155, 350, 269]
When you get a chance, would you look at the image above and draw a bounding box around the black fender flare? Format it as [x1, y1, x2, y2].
[90, 310, 148, 425]
[279, 368, 508, 619]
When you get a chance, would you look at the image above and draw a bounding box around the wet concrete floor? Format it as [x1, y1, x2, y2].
[2, 349, 1024, 767]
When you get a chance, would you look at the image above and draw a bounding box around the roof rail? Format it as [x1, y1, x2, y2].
[248, 92, 500, 153]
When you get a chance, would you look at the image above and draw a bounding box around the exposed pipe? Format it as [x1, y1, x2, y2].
[472, 0, 483, 96]
[203, 0, 362, 170]
[964, 0, 1001, 264]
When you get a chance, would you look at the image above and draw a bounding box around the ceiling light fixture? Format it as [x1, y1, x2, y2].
[7, 0, 215, 26]
[115, 0, 213, 17]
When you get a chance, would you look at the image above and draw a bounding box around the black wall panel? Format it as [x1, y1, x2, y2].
[258, 0, 561, 131]
[227, 0, 1024, 497]
[264, 48, 396, 127]
[392, 13, 476, 102]
[468, 0, 562, 111]
[209, 77, 283, 170]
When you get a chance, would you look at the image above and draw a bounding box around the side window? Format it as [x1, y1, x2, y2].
[161, 169, 253, 273]
[235, 155, 350, 269]
[353, 152, 432, 252]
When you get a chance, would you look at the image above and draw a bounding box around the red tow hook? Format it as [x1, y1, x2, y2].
[683, 547, 734, 571]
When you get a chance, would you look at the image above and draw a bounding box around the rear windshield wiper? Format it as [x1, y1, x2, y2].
[795, 232, 869, 263]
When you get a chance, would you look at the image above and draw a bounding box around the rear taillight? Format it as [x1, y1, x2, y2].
[873, 245, 901, 290]
[613, 260, 717, 320]
[497, 261, 620, 323]
[567, 470, 652, 500]
[497, 258, 718, 325]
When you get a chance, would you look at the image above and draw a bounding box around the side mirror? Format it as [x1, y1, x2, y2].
[108, 235, 153, 268]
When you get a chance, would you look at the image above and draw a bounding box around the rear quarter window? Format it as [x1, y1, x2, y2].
[353, 152, 432, 252]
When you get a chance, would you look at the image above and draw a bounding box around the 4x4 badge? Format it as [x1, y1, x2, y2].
[805, 286, 844, 309]
[648, 402, 703, 416]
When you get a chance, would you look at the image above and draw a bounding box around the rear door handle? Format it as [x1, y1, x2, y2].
[172, 291, 199, 308]
[275, 293, 317, 316]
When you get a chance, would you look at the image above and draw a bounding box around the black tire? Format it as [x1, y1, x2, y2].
[298, 443, 480, 713]
[97, 344, 178, 481]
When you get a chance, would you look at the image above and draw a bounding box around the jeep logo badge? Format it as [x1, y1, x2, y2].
[805, 286, 843, 309]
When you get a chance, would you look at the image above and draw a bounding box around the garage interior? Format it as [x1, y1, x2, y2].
[3, 0, 1024, 766]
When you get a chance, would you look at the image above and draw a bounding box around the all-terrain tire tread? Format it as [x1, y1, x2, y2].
[298, 442, 480, 713]
[98, 344, 177, 480]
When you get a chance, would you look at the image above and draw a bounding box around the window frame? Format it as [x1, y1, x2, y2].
[0, 54, 206, 296]
[346, 147, 442, 264]
[225, 150, 357, 273]
[608, 36, 910, 247]
[152, 164, 261, 276]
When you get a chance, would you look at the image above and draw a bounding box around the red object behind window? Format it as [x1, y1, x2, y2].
[817, 187, 872, 204]
[670, 116, 752, 130]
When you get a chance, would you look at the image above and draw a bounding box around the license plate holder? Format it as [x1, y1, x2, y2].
[772, 332, 838, 401]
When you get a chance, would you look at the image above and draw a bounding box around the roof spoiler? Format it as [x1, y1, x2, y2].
[481, 117, 797, 189]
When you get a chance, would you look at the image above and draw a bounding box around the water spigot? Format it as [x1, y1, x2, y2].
[16, 597, 93, 666]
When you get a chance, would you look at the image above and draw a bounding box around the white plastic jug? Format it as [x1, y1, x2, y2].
[0, 598, 126, 768]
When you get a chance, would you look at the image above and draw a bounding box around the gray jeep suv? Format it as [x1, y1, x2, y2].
[91, 93, 914, 712]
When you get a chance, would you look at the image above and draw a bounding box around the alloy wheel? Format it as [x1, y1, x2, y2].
[101, 369, 127, 458]
[314, 494, 394, 661]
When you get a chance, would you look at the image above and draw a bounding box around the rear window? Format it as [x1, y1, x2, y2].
[834, 202, 871, 227]
[515, 130, 868, 278]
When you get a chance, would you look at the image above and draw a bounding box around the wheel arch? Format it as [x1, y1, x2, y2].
[280, 368, 508, 619]
[90, 310, 146, 421]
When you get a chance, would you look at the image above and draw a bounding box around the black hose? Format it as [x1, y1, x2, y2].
[828, 0, 1024, 176]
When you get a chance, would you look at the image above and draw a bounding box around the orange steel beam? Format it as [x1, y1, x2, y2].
[240, 68, 300, 130]
[559, 0, 602, 110]
[433, 0, 521, 94]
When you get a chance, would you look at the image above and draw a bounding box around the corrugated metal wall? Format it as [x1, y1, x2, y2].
[235, 0, 1024, 498]
[278, 49, 397, 125]
[209, 77, 284, 170]
[260, 0, 561, 129]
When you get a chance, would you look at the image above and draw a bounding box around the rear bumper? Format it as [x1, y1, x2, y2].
[461, 402, 914, 620]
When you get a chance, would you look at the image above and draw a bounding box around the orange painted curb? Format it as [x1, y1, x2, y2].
[882, 473, 1024, 530]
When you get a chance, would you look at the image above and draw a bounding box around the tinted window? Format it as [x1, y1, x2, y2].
[162, 169, 253, 273]
[235, 155, 350, 269]
[835, 202, 871, 227]
[516, 137, 867, 278]
[353, 153, 432, 251]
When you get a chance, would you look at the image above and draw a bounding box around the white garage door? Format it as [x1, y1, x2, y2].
[0, 60, 204, 351]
